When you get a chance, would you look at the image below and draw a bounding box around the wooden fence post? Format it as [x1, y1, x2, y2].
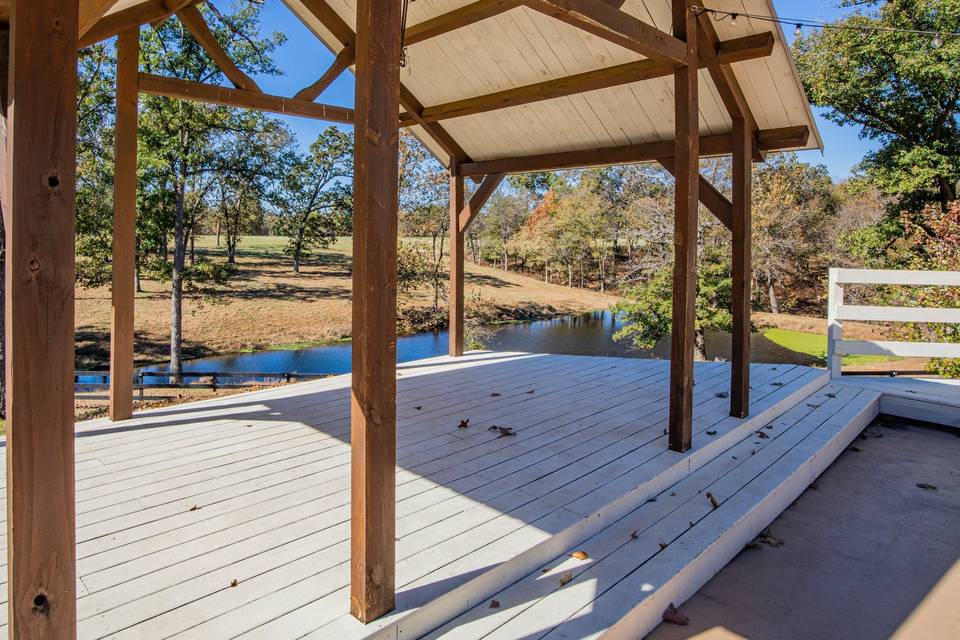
[110, 27, 140, 421]
[5, 0, 80, 636]
[668, 0, 699, 452]
[826, 268, 843, 378]
[350, 0, 402, 623]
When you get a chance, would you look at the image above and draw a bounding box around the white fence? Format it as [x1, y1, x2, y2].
[826, 268, 960, 377]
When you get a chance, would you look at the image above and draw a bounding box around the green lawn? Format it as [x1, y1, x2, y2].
[763, 328, 903, 366]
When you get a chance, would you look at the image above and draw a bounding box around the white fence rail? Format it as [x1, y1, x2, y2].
[826, 268, 960, 377]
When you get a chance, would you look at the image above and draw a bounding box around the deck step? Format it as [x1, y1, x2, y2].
[334, 367, 829, 640]
[423, 382, 880, 640]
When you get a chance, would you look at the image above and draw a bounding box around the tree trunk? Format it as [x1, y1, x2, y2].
[216, 221, 221, 246]
[767, 279, 780, 314]
[694, 328, 707, 361]
[567, 264, 573, 288]
[170, 179, 187, 383]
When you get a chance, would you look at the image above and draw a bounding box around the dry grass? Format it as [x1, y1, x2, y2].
[75, 235, 619, 368]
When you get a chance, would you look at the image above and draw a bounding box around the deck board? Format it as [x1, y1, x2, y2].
[0, 353, 843, 638]
[835, 375, 960, 428]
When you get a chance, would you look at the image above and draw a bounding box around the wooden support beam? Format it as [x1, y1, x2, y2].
[400, 32, 773, 127]
[730, 117, 752, 418]
[79, 0, 122, 37]
[404, 0, 521, 46]
[293, 0, 472, 163]
[449, 168, 466, 357]
[79, 0, 199, 48]
[456, 125, 809, 176]
[350, 0, 400, 623]
[658, 158, 732, 231]
[176, 4, 261, 92]
[110, 28, 139, 422]
[138, 73, 354, 123]
[668, 0, 697, 453]
[523, 0, 686, 66]
[294, 44, 354, 101]
[459, 172, 505, 231]
[6, 0, 79, 635]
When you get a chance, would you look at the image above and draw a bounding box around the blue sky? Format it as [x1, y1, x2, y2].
[249, 0, 877, 180]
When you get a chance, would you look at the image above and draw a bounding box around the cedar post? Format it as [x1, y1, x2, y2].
[449, 164, 465, 356]
[110, 28, 140, 421]
[668, 0, 698, 452]
[730, 116, 752, 417]
[5, 0, 80, 636]
[350, 0, 401, 623]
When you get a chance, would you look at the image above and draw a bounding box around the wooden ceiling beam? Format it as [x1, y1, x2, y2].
[79, 0, 199, 48]
[292, 0, 474, 163]
[522, 0, 686, 66]
[456, 125, 809, 176]
[295, 44, 354, 101]
[399, 32, 773, 126]
[404, 0, 522, 46]
[79, 0, 122, 37]
[176, 5, 262, 92]
[138, 72, 354, 123]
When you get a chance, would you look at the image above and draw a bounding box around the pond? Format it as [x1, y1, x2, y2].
[133, 310, 817, 383]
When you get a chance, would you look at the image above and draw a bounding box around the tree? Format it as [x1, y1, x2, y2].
[273, 127, 353, 272]
[137, 1, 285, 377]
[480, 193, 529, 270]
[794, 0, 960, 210]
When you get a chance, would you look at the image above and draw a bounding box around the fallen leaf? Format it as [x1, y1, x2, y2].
[916, 483, 938, 491]
[630, 530, 639, 540]
[490, 426, 516, 438]
[663, 428, 668, 435]
[658, 541, 668, 550]
[490, 392, 501, 397]
[458, 419, 470, 429]
[669, 492, 676, 497]
[715, 391, 729, 398]
[809, 482, 819, 490]
[771, 382, 785, 387]
[230, 579, 239, 587]
[765, 424, 774, 429]
[570, 550, 589, 561]
[849, 446, 863, 452]
[689, 521, 695, 528]
[751, 449, 756, 455]
[526, 390, 536, 394]
[541, 568, 550, 573]
[559, 572, 573, 586]
[825, 392, 837, 398]
[646, 497, 657, 503]
[189, 505, 200, 512]
[706, 430, 717, 436]
[662, 603, 689, 626]
[490, 599, 500, 609]
[755, 430, 769, 439]
[707, 492, 719, 509]
[414, 406, 422, 410]
[755, 528, 784, 547]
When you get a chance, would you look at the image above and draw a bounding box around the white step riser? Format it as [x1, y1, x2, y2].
[380, 371, 829, 640]
[601, 395, 880, 640]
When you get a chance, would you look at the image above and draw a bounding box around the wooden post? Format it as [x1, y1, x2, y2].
[110, 28, 140, 422]
[350, 0, 401, 623]
[826, 268, 844, 378]
[730, 116, 752, 417]
[5, 0, 79, 636]
[668, 0, 698, 453]
[449, 164, 465, 357]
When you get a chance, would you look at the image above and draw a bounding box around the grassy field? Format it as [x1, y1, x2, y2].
[762, 327, 906, 367]
[75, 235, 619, 368]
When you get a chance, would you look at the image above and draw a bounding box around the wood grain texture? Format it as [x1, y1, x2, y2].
[78, 0, 121, 37]
[730, 117, 752, 418]
[350, 0, 401, 622]
[404, 0, 522, 46]
[109, 28, 139, 423]
[449, 168, 466, 357]
[6, 0, 79, 635]
[459, 172, 505, 232]
[175, 5, 261, 92]
[294, 44, 354, 101]
[668, 0, 698, 453]
[79, 0, 198, 48]
[657, 158, 731, 230]
[138, 73, 353, 123]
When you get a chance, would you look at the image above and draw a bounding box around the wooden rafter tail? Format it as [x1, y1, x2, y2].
[459, 172, 505, 231]
[404, 0, 522, 46]
[522, 0, 686, 66]
[79, 0, 199, 48]
[294, 44, 354, 102]
[658, 158, 732, 231]
[402, 32, 774, 127]
[176, 4, 262, 92]
[79, 0, 122, 37]
[138, 73, 354, 123]
[455, 125, 809, 176]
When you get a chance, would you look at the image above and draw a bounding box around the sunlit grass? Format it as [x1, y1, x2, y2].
[763, 328, 904, 366]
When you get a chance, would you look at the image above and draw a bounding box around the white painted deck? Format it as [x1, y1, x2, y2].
[836, 375, 960, 428]
[0, 352, 893, 639]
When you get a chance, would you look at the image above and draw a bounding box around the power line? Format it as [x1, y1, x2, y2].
[689, 6, 958, 47]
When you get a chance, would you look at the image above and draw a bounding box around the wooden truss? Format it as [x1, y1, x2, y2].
[2, 0, 811, 633]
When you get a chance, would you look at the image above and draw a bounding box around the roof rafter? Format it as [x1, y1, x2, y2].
[399, 32, 773, 127]
[79, 0, 199, 48]
[404, 0, 522, 46]
[456, 125, 810, 176]
[521, 0, 686, 66]
[176, 4, 262, 92]
[139, 72, 354, 122]
[79, 0, 122, 37]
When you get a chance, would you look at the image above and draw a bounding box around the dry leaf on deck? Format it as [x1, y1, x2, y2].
[559, 572, 573, 586]
[490, 392, 501, 397]
[414, 406, 422, 410]
[706, 430, 717, 436]
[916, 483, 938, 491]
[490, 426, 516, 438]
[755, 431, 769, 439]
[526, 390, 536, 394]
[189, 505, 200, 512]
[707, 492, 719, 509]
[458, 419, 470, 429]
[662, 603, 689, 625]
[570, 550, 589, 561]
[715, 391, 729, 398]
[489, 599, 500, 609]
[630, 530, 639, 540]
[658, 541, 668, 550]
[230, 579, 239, 587]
